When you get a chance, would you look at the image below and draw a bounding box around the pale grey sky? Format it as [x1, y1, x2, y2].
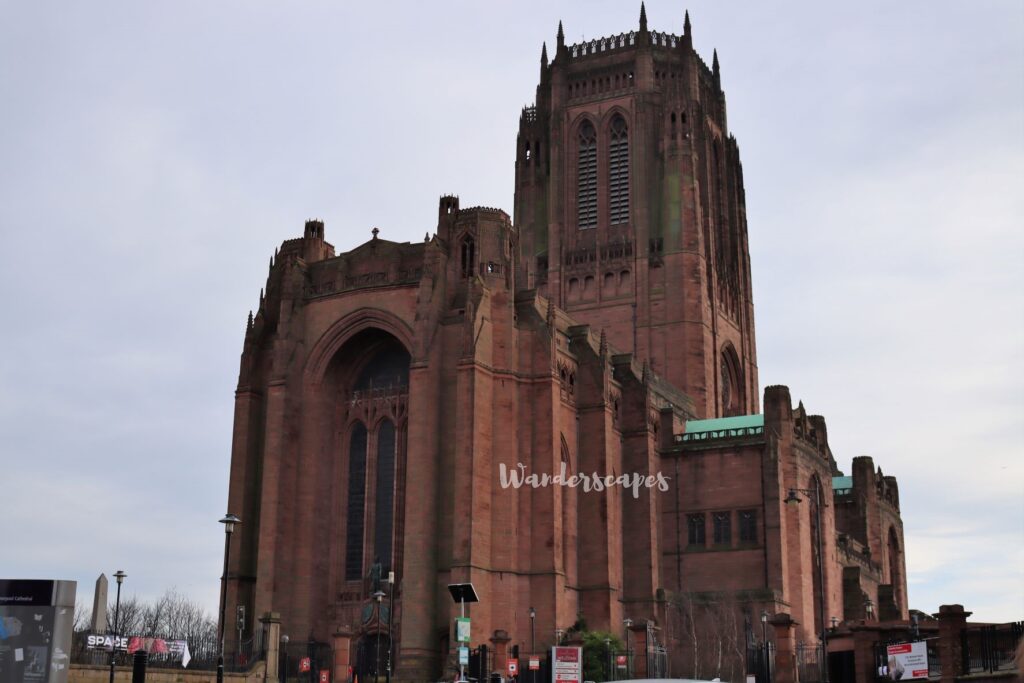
[1, 1, 1022, 624]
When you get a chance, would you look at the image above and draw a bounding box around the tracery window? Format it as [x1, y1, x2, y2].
[687, 513, 706, 547]
[739, 509, 757, 544]
[609, 115, 629, 225]
[713, 511, 732, 545]
[344, 423, 368, 580]
[577, 120, 597, 229]
[461, 236, 475, 277]
[374, 420, 396, 573]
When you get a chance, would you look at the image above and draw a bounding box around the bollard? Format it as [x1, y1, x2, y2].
[131, 650, 148, 683]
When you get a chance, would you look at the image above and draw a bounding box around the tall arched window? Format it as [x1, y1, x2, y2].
[345, 423, 368, 580]
[374, 419, 396, 572]
[461, 236, 475, 277]
[609, 115, 629, 225]
[577, 121, 597, 229]
[887, 527, 902, 610]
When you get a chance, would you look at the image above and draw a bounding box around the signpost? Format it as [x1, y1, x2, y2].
[551, 646, 582, 683]
[447, 583, 479, 683]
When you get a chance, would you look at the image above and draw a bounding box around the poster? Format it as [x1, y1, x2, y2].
[551, 646, 581, 683]
[886, 641, 928, 681]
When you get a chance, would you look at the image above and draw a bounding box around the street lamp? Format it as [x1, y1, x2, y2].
[529, 607, 536, 683]
[386, 572, 395, 683]
[218, 513, 241, 683]
[281, 634, 290, 681]
[108, 570, 126, 683]
[373, 590, 386, 681]
[760, 610, 768, 644]
[623, 618, 633, 678]
[604, 638, 612, 682]
[785, 486, 829, 683]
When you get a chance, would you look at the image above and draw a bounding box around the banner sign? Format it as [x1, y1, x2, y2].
[551, 646, 582, 683]
[85, 635, 191, 668]
[459, 647, 470, 666]
[528, 657, 540, 671]
[616, 655, 627, 669]
[886, 641, 928, 680]
[507, 658, 518, 676]
[319, 669, 330, 682]
[299, 657, 311, 673]
[456, 617, 471, 643]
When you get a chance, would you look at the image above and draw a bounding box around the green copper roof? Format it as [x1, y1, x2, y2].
[833, 476, 853, 491]
[684, 414, 764, 434]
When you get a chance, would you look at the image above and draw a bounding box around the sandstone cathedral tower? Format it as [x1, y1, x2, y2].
[223, 8, 908, 682]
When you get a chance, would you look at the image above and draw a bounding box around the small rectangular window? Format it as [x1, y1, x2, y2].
[713, 511, 732, 546]
[687, 513, 706, 547]
[739, 509, 758, 544]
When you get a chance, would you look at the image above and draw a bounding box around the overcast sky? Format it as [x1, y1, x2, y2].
[2, 1, 1022, 626]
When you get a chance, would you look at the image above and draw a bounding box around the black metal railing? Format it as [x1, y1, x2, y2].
[796, 641, 824, 683]
[71, 632, 266, 672]
[747, 642, 775, 683]
[962, 622, 1024, 674]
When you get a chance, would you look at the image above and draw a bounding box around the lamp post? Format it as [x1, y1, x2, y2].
[282, 634, 289, 682]
[604, 638, 612, 682]
[529, 607, 536, 683]
[623, 618, 633, 679]
[108, 570, 126, 683]
[760, 610, 768, 644]
[785, 487, 829, 683]
[386, 572, 395, 683]
[373, 590, 386, 681]
[218, 514, 241, 683]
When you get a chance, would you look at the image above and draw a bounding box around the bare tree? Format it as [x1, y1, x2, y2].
[106, 589, 215, 642]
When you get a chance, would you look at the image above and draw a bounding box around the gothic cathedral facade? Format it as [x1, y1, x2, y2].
[223, 8, 909, 681]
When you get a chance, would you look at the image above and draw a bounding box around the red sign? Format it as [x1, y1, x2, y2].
[616, 655, 627, 669]
[299, 657, 311, 673]
[529, 657, 540, 671]
[319, 669, 330, 683]
[552, 646, 582, 683]
[507, 658, 519, 676]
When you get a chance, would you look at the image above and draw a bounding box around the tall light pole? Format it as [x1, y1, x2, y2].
[386, 572, 395, 683]
[218, 514, 241, 683]
[529, 607, 536, 683]
[622, 618, 632, 679]
[373, 590, 386, 681]
[108, 570, 126, 683]
[785, 487, 829, 683]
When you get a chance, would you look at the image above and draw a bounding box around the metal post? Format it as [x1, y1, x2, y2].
[387, 572, 395, 683]
[109, 573, 124, 683]
[529, 608, 536, 683]
[218, 514, 240, 683]
[459, 598, 466, 683]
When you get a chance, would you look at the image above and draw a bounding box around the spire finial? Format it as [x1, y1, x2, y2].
[541, 41, 548, 67]
[372, 226, 380, 240]
[557, 20, 565, 49]
[712, 48, 720, 77]
[247, 310, 253, 331]
[684, 10, 691, 35]
[639, 2, 648, 32]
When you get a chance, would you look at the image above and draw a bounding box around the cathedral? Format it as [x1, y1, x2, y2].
[223, 7, 909, 682]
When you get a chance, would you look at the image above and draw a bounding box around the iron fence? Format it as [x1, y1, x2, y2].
[962, 622, 1024, 675]
[746, 642, 775, 683]
[280, 639, 334, 683]
[70, 631, 266, 672]
[796, 641, 824, 683]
